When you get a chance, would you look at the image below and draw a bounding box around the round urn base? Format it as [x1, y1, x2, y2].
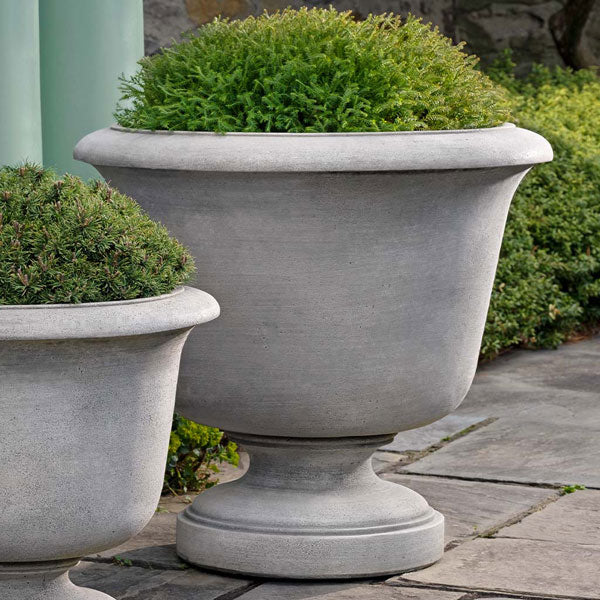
[0, 560, 114, 600]
[176, 434, 444, 579]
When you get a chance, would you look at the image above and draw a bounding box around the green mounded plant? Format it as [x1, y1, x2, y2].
[164, 414, 239, 494]
[0, 164, 194, 304]
[116, 7, 510, 133]
[482, 55, 600, 359]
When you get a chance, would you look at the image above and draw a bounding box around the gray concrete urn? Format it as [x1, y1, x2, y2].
[0, 287, 219, 600]
[75, 125, 552, 579]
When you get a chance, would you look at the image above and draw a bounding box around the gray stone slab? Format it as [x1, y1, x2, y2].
[473, 337, 600, 393]
[71, 561, 253, 600]
[455, 336, 600, 428]
[459, 377, 600, 424]
[238, 582, 463, 599]
[497, 489, 600, 546]
[405, 415, 600, 488]
[380, 414, 485, 452]
[381, 474, 557, 543]
[393, 537, 600, 599]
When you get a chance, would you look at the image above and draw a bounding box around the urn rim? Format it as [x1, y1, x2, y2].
[0, 286, 220, 341]
[74, 122, 553, 173]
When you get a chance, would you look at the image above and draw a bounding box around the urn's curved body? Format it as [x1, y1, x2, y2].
[75, 125, 552, 579]
[0, 288, 219, 598]
[76, 126, 552, 438]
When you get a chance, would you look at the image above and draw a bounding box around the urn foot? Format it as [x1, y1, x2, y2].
[0, 560, 114, 600]
[177, 433, 444, 578]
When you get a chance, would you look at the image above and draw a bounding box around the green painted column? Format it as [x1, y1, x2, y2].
[0, 0, 42, 166]
[39, 0, 144, 179]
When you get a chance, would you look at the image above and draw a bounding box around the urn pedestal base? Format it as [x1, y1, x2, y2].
[177, 433, 444, 579]
[0, 560, 113, 600]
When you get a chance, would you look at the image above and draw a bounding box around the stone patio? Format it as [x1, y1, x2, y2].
[75, 335, 599, 599]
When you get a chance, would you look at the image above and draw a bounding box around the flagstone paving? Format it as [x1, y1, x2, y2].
[380, 474, 558, 544]
[402, 345, 600, 489]
[78, 335, 600, 600]
[235, 582, 465, 599]
[495, 489, 600, 545]
[403, 413, 600, 487]
[394, 537, 600, 599]
[379, 413, 486, 452]
[71, 561, 254, 600]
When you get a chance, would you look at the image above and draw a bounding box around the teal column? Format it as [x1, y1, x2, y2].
[39, 0, 144, 179]
[0, 0, 42, 166]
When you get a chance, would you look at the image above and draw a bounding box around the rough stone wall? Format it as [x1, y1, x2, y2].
[143, 0, 599, 72]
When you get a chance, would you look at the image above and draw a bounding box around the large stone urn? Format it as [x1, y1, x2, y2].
[75, 125, 552, 578]
[0, 287, 219, 600]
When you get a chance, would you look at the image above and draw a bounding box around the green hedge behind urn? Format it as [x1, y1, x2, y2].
[483, 57, 600, 359]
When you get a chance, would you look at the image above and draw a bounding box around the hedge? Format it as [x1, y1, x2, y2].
[482, 56, 600, 359]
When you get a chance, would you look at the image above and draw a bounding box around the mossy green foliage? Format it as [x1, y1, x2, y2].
[0, 164, 194, 304]
[165, 414, 239, 494]
[116, 8, 510, 133]
[560, 484, 586, 495]
[482, 54, 600, 359]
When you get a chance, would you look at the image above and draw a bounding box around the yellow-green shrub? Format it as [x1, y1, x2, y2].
[117, 8, 509, 133]
[164, 414, 238, 494]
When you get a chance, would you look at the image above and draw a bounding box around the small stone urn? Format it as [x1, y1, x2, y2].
[0, 288, 219, 600]
[75, 124, 552, 578]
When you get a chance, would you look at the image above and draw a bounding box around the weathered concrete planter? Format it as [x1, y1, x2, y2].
[0, 287, 219, 600]
[75, 125, 552, 579]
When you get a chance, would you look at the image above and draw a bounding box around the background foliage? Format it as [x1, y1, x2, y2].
[482, 55, 600, 358]
[0, 164, 193, 304]
[164, 414, 239, 494]
[116, 7, 509, 133]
